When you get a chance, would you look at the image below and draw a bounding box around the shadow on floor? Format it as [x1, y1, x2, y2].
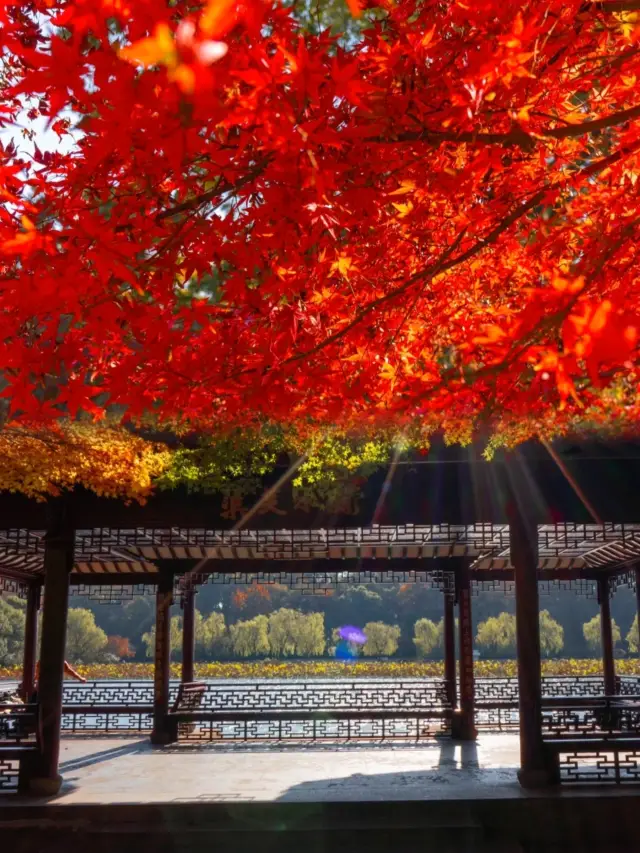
[59, 740, 148, 772]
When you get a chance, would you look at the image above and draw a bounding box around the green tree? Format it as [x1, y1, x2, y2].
[65, 608, 109, 663]
[0, 595, 26, 665]
[539, 610, 564, 658]
[583, 614, 621, 653]
[627, 615, 639, 654]
[198, 611, 227, 658]
[413, 618, 442, 658]
[266, 609, 326, 657]
[230, 615, 269, 657]
[142, 615, 183, 659]
[295, 612, 325, 657]
[267, 608, 299, 656]
[362, 622, 401, 657]
[476, 612, 516, 657]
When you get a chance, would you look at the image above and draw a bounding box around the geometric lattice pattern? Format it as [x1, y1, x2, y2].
[69, 583, 156, 603]
[558, 750, 640, 784]
[177, 569, 456, 597]
[0, 574, 27, 599]
[2, 523, 640, 580]
[0, 758, 19, 792]
[177, 715, 448, 743]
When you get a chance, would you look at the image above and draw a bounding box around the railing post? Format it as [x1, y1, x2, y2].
[151, 571, 174, 744]
[508, 497, 553, 788]
[598, 576, 616, 696]
[443, 587, 457, 711]
[20, 583, 41, 702]
[181, 588, 196, 684]
[452, 564, 477, 740]
[29, 505, 74, 796]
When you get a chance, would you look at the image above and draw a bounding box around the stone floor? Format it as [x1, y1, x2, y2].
[1, 733, 539, 805]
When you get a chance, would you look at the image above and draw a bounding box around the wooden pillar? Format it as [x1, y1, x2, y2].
[151, 572, 174, 744]
[452, 564, 476, 740]
[509, 499, 552, 788]
[598, 576, 616, 696]
[20, 584, 41, 702]
[30, 511, 74, 796]
[181, 589, 196, 684]
[443, 589, 457, 711]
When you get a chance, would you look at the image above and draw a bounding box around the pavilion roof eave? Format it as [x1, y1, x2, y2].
[0, 523, 638, 582]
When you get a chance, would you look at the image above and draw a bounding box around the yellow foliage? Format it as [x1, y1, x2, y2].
[2, 658, 639, 681]
[0, 423, 171, 502]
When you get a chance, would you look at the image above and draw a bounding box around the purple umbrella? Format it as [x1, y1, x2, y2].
[338, 625, 367, 645]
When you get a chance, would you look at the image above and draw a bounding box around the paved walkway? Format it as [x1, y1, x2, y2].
[4, 734, 533, 804]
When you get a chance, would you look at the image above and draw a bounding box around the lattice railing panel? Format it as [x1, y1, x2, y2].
[542, 703, 640, 739]
[177, 715, 447, 743]
[558, 750, 640, 784]
[0, 758, 19, 792]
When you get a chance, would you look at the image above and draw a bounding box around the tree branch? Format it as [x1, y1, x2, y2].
[384, 103, 640, 150]
[155, 158, 270, 222]
[251, 137, 640, 376]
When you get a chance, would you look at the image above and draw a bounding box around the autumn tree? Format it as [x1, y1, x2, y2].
[362, 622, 401, 657]
[539, 610, 564, 658]
[198, 611, 228, 658]
[627, 615, 639, 654]
[476, 613, 517, 658]
[142, 615, 183, 659]
[66, 608, 109, 663]
[229, 615, 270, 657]
[583, 614, 622, 653]
[4, 0, 640, 453]
[106, 635, 135, 660]
[413, 618, 442, 659]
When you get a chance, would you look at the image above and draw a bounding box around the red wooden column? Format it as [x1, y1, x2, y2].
[181, 589, 196, 684]
[508, 499, 553, 788]
[29, 511, 74, 796]
[452, 564, 476, 740]
[598, 576, 616, 696]
[151, 571, 174, 744]
[443, 588, 457, 711]
[20, 584, 41, 703]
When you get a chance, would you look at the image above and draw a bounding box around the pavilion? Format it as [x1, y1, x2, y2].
[2, 440, 640, 795]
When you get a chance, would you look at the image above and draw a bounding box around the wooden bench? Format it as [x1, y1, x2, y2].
[166, 682, 207, 741]
[0, 745, 40, 793]
[0, 705, 40, 794]
[168, 706, 454, 742]
[170, 682, 207, 714]
[544, 736, 640, 784]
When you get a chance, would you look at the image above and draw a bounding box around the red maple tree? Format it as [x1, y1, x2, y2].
[2, 0, 640, 443]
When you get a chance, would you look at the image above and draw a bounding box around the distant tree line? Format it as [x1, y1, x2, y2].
[2, 583, 640, 665]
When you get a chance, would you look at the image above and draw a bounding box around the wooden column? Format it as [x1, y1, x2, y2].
[509, 499, 552, 788]
[443, 589, 457, 711]
[30, 511, 74, 796]
[20, 584, 41, 702]
[452, 564, 476, 740]
[598, 576, 616, 696]
[151, 572, 174, 744]
[181, 589, 196, 684]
